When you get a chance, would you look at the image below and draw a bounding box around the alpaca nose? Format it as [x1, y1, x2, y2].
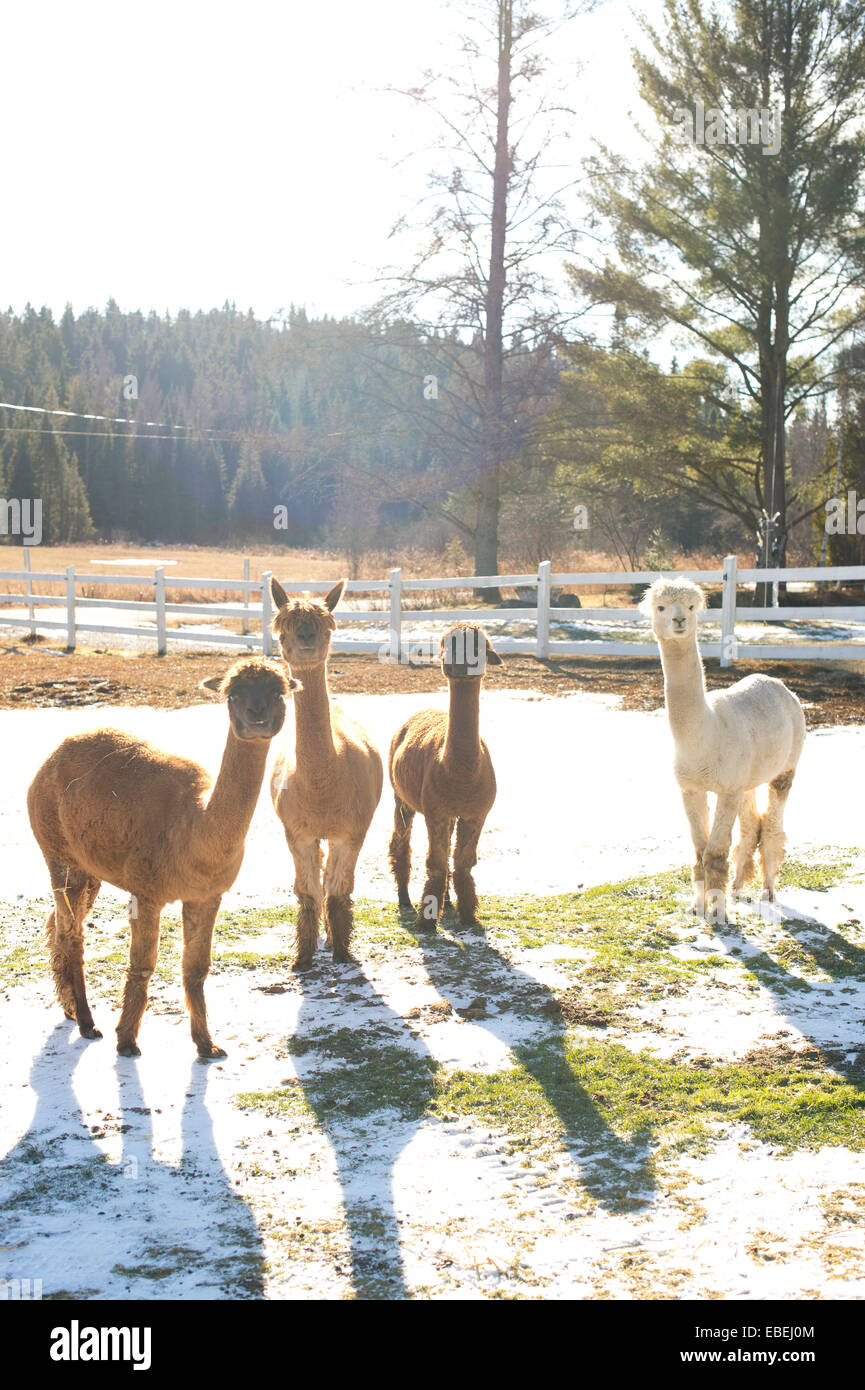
[298, 624, 315, 643]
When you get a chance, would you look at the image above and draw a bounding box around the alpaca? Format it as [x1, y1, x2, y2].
[388, 623, 502, 932]
[27, 658, 299, 1057]
[270, 577, 383, 969]
[641, 578, 806, 924]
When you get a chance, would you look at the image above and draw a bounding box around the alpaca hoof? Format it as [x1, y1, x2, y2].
[293, 955, 314, 972]
[80, 1025, 103, 1041]
[197, 1043, 227, 1060]
[761, 887, 776, 903]
[413, 917, 437, 934]
[117, 1040, 141, 1058]
[398, 896, 414, 911]
[331, 949, 354, 966]
[458, 916, 481, 928]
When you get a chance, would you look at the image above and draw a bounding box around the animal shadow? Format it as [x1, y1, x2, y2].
[290, 961, 437, 1300]
[287, 903, 656, 1300]
[0, 1024, 264, 1298]
[414, 909, 657, 1213]
[722, 894, 865, 1089]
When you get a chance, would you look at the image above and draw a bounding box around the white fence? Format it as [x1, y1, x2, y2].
[0, 554, 864, 666]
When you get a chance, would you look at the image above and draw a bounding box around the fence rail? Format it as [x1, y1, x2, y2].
[0, 555, 863, 665]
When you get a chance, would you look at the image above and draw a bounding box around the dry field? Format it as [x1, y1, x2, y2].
[0, 542, 740, 609]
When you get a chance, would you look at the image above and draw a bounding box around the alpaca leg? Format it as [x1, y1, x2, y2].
[181, 896, 225, 1059]
[116, 898, 161, 1057]
[323, 839, 362, 965]
[388, 798, 415, 909]
[416, 817, 449, 933]
[443, 819, 456, 910]
[759, 768, 795, 901]
[453, 817, 484, 926]
[732, 789, 760, 896]
[289, 836, 323, 971]
[702, 792, 742, 926]
[680, 789, 710, 914]
[48, 862, 101, 1038]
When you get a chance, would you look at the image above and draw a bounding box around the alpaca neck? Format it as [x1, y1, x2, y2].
[200, 728, 270, 853]
[443, 679, 482, 768]
[291, 661, 336, 764]
[657, 634, 711, 740]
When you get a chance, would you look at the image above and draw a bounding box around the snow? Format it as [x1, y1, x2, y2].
[3, 690, 865, 906]
[2, 691, 865, 1299]
[2, 604, 863, 653]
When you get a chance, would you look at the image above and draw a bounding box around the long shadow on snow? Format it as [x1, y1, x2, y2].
[0, 1023, 264, 1298]
[288, 909, 655, 1301]
[416, 913, 656, 1210]
[721, 893, 865, 1084]
[291, 963, 437, 1301]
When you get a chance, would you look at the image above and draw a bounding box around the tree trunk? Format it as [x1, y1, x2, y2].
[477, 0, 512, 599]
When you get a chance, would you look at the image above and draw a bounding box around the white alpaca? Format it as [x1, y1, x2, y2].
[641, 578, 805, 924]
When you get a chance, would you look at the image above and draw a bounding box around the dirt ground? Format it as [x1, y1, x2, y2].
[1, 638, 862, 726]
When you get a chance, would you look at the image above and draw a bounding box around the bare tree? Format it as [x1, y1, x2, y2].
[365, 0, 597, 581]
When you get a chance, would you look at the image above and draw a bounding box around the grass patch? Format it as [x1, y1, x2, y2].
[433, 1039, 865, 1157]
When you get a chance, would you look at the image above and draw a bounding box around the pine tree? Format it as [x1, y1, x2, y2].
[571, 0, 865, 587]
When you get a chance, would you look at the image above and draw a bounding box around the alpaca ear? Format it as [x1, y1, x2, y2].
[325, 579, 346, 612]
[485, 641, 503, 666]
[199, 676, 223, 694]
[638, 587, 656, 619]
[271, 577, 289, 610]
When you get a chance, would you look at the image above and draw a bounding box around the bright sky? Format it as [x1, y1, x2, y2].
[2, 0, 663, 323]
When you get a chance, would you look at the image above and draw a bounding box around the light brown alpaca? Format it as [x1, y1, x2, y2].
[388, 623, 502, 932]
[270, 577, 383, 969]
[27, 658, 299, 1057]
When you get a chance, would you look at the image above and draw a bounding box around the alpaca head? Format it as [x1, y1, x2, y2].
[440, 623, 503, 680]
[639, 578, 706, 643]
[200, 658, 299, 741]
[270, 578, 345, 671]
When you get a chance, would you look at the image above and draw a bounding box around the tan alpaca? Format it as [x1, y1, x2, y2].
[27, 658, 299, 1057]
[270, 578, 383, 969]
[641, 578, 806, 924]
[388, 623, 502, 932]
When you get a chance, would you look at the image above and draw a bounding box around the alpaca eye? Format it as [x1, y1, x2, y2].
[689, 605, 694, 610]
[658, 606, 665, 611]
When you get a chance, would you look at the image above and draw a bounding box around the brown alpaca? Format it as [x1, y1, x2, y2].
[27, 658, 299, 1057]
[388, 623, 502, 932]
[270, 577, 383, 969]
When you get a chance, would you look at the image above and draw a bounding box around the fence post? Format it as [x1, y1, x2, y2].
[389, 568, 402, 663]
[65, 566, 76, 651]
[261, 571, 273, 656]
[23, 547, 35, 633]
[720, 553, 738, 668]
[242, 557, 250, 635]
[537, 560, 551, 659]
[155, 567, 166, 655]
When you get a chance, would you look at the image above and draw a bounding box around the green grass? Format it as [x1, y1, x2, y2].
[234, 848, 865, 1181]
[238, 1025, 865, 1184]
[7, 851, 865, 1174]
